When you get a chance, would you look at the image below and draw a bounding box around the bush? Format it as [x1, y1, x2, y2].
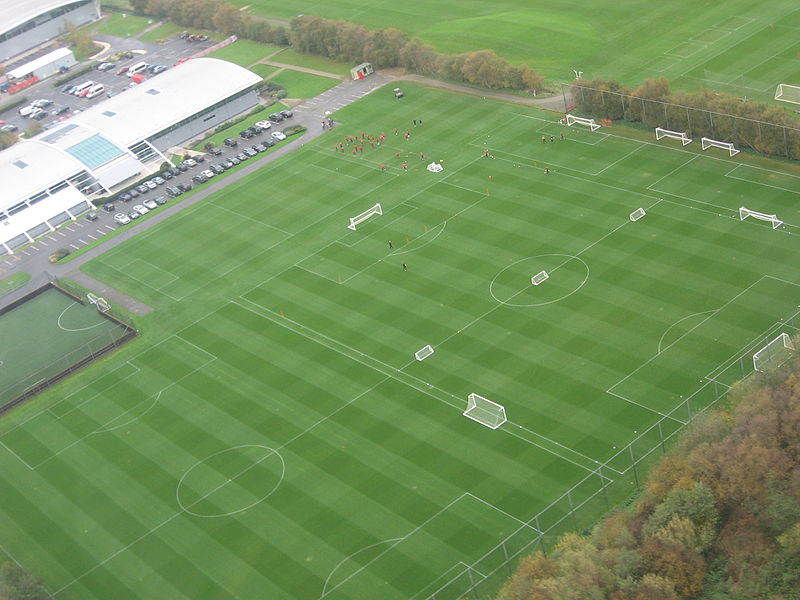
[283, 125, 305, 136]
[52, 62, 96, 87]
[49, 248, 71, 263]
[0, 96, 29, 113]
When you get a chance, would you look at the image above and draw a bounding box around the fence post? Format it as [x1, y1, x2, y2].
[629, 444, 640, 488]
[658, 420, 666, 454]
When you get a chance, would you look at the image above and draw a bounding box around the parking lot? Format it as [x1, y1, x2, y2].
[0, 33, 217, 132]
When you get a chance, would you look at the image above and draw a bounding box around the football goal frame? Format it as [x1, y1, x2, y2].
[753, 333, 795, 372]
[463, 393, 507, 429]
[531, 270, 549, 286]
[347, 203, 382, 230]
[415, 344, 434, 361]
[629, 208, 646, 222]
[565, 114, 601, 132]
[702, 137, 739, 156]
[739, 206, 782, 229]
[87, 293, 111, 313]
[774, 83, 800, 105]
[655, 127, 692, 145]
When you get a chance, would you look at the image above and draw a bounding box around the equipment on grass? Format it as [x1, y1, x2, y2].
[415, 344, 434, 361]
[774, 83, 800, 105]
[655, 127, 692, 145]
[565, 114, 601, 132]
[629, 208, 646, 221]
[701, 137, 739, 156]
[531, 270, 549, 286]
[347, 203, 382, 230]
[739, 206, 782, 229]
[463, 393, 507, 429]
[753, 333, 795, 372]
[426, 162, 443, 173]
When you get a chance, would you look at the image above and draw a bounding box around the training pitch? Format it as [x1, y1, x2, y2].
[0, 83, 799, 600]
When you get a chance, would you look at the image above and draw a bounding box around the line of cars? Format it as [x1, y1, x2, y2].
[17, 97, 70, 122]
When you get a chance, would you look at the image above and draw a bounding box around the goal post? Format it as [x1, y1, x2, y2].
[463, 393, 507, 429]
[739, 206, 782, 229]
[347, 203, 382, 230]
[629, 207, 646, 221]
[753, 333, 796, 372]
[655, 127, 692, 145]
[96, 297, 111, 313]
[531, 270, 549, 286]
[701, 137, 739, 156]
[87, 292, 99, 305]
[565, 114, 601, 132]
[775, 83, 800, 105]
[415, 344, 434, 361]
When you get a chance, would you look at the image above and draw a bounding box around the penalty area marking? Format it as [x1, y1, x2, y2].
[489, 254, 590, 307]
[57, 303, 107, 332]
[176, 444, 285, 518]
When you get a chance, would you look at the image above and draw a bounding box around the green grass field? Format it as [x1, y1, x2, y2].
[0, 272, 30, 296]
[249, 63, 280, 79]
[208, 40, 280, 67]
[137, 21, 184, 43]
[95, 12, 153, 38]
[235, 0, 799, 100]
[1, 83, 800, 600]
[270, 48, 352, 77]
[269, 69, 341, 98]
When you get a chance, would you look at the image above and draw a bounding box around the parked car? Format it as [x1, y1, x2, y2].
[117, 193, 132, 203]
[133, 204, 149, 216]
[200, 169, 215, 179]
[240, 130, 254, 139]
[144, 180, 157, 190]
[243, 148, 257, 157]
[229, 157, 240, 166]
[128, 210, 140, 220]
[32, 99, 53, 108]
[18, 104, 38, 117]
[61, 85, 75, 94]
[166, 186, 182, 197]
[86, 211, 98, 221]
[235, 153, 248, 161]
[280, 109, 293, 119]
[177, 163, 189, 172]
[194, 154, 205, 163]
[269, 113, 284, 122]
[208, 146, 223, 156]
[143, 198, 158, 210]
[128, 188, 140, 198]
[116, 66, 129, 76]
[151, 65, 168, 74]
[0, 124, 18, 133]
[177, 182, 192, 192]
[191, 174, 208, 184]
[271, 131, 287, 141]
[154, 196, 167, 205]
[169, 167, 181, 177]
[52, 105, 69, 115]
[255, 120, 272, 130]
[210, 164, 225, 175]
[153, 176, 165, 185]
[159, 170, 173, 180]
[263, 139, 276, 148]
[223, 138, 238, 147]
[183, 158, 197, 167]
[96, 62, 115, 71]
[31, 110, 49, 121]
[248, 124, 264, 134]
[222, 159, 234, 169]
[113, 212, 130, 225]
[253, 144, 267, 153]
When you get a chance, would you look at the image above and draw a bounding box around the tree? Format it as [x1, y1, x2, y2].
[0, 131, 18, 150]
[0, 563, 49, 600]
[644, 482, 718, 553]
[24, 122, 43, 138]
[213, 3, 242, 35]
[129, 0, 149, 13]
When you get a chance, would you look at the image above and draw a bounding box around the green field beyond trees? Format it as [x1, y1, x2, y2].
[1, 83, 799, 600]
[233, 0, 799, 97]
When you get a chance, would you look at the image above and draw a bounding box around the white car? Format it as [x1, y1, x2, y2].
[143, 199, 158, 210]
[271, 131, 287, 141]
[113, 213, 131, 225]
[144, 180, 157, 190]
[255, 120, 272, 129]
[184, 158, 197, 167]
[201, 169, 215, 179]
[133, 204, 149, 216]
[18, 104, 38, 117]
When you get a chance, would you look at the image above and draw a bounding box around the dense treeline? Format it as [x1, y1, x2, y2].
[0, 562, 50, 599]
[126, 1, 543, 92]
[573, 77, 800, 160]
[497, 356, 800, 600]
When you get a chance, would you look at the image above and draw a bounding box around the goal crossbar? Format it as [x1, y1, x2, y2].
[702, 137, 739, 156]
[775, 83, 800, 106]
[753, 333, 795, 372]
[655, 127, 692, 145]
[347, 203, 382, 230]
[565, 114, 600, 132]
[463, 393, 507, 429]
[739, 206, 782, 229]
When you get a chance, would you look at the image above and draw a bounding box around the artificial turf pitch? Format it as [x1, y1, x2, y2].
[1, 83, 799, 600]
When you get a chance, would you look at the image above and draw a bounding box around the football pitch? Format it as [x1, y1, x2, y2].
[1, 83, 800, 600]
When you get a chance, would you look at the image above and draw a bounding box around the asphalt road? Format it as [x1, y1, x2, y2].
[0, 66, 394, 314]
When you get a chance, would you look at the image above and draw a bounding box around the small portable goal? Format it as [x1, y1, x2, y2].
[463, 393, 507, 429]
[565, 114, 601, 132]
[775, 83, 800, 106]
[739, 206, 782, 229]
[531, 270, 549, 286]
[87, 293, 111, 313]
[629, 208, 646, 221]
[655, 127, 692, 146]
[347, 203, 382, 230]
[426, 162, 443, 173]
[701, 137, 739, 156]
[415, 344, 434, 361]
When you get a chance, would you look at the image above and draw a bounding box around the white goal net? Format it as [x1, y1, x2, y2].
[415, 344, 434, 361]
[629, 208, 646, 222]
[87, 293, 110, 312]
[775, 83, 800, 105]
[463, 393, 507, 429]
[655, 127, 692, 145]
[702, 137, 739, 156]
[753, 333, 795, 372]
[739, 206, 782, 229]
[347, 203, 382, 230]
[565, 114, 601, 132]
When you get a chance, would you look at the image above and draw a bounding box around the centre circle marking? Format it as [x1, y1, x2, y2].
[489, 254, 590, 307]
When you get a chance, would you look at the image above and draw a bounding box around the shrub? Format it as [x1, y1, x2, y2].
[49, 248, 71, 263]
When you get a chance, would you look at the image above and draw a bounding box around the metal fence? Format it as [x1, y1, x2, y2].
[424, 310, 800, 600]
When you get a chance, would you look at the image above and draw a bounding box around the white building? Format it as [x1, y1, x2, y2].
[7, 47, 76, 81]
[0, 58, 262, 254]
[0, 0, 100, 62]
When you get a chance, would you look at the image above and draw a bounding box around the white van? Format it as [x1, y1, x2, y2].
[72, 80, 95, 96]
[18, 104, 37, 117]
[85, 83, 105, 99]
[126, 62, 149, 77]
